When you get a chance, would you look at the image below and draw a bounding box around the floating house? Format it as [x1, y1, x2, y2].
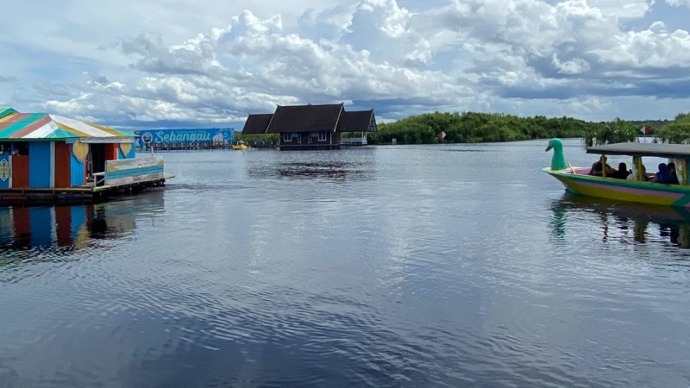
[0, 107, 168, 203]
[241, 103, 377, 150]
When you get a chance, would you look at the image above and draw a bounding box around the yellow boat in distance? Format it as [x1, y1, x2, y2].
[232, 141, 247, 151]
[544, 138, 690, 207]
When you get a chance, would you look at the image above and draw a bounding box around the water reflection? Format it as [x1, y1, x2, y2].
[0, 192, 165, 253]
[245, 150, 376, 181]
[275, 161, 374, 180]
[551, 193, 690, 248]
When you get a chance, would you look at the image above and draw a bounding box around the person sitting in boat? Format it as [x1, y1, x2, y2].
[611, 162, 631, 179]
[651, 163, 670, 183]
[589, 156, 615, 176]
[667, 162, 680, 184]
[628, 164, 648, 181]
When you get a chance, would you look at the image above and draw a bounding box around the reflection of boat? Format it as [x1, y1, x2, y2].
[551, 193, 690, 247]
[544, 138, 690, 207]
[232, 141, 247, 151]
[554, 193, 690, 224]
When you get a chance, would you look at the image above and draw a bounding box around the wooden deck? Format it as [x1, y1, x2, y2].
[0, 176, 172, 204]
[0, 157, 173, 205]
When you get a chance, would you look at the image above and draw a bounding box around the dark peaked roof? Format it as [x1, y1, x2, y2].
[241, 103, 377, 135]
[337, 110, 376, 132]
[242, 113, 273, 134]
[266, 103, 344, 133]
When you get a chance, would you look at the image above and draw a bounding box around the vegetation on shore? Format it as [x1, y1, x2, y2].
[368, 111, 680, 146]
[234, 111, 690, 146]
[654, 113, 690, 144]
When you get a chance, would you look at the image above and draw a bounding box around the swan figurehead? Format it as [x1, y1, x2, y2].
[545, 138, 567, 171]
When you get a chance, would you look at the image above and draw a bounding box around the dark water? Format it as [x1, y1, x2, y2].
[1, 139, 690, 387]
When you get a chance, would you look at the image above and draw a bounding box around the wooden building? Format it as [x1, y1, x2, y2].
[0, 107, 169, 203]
[241, 103, 377, 150]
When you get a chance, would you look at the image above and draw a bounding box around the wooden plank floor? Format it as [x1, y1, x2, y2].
[0, 176, 172, 204]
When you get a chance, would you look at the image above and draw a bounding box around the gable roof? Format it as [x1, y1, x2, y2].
[337, 110, 377, 132]
[0, 108, 133, 142]
[241, 113, 273, 135]
[266, 103, 344, 133]
[242, 103, 377, 135]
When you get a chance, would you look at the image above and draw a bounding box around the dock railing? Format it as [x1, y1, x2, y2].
[104, 157, 165, 186]
[341, 136, 368, 145]
[93, 172, 106, 187]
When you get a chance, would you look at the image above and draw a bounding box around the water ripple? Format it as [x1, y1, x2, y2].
[3, 144, 690, 386]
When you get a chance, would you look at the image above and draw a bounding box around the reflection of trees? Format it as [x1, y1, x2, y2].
[551, 194, 690, 248]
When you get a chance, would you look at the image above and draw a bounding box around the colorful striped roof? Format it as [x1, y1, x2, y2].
[0, 108, 133, 142]
[0, 107, 17, 120]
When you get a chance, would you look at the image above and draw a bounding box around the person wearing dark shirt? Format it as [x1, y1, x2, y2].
[589, 156, 615, 176]
[667, 162, 680, 184]
[611, 162, 631, 179]
[652, 163, 670, 183]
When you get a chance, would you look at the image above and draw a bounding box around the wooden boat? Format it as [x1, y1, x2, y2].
[544, 138, 690, 207]
[232, 141, 247, 151]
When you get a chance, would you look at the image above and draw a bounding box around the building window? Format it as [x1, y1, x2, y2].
[318, 131, 328, 142]
[283, 133, 292, 142]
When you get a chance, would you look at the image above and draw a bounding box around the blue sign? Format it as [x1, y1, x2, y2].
[134, 129, 234, 147]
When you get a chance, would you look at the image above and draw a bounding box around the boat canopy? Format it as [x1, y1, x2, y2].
[587, 143, 690, 159]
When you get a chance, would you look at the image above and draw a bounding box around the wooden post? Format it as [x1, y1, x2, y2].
[633, 156, 643, 181]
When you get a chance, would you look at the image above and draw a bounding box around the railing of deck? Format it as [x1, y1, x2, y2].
[104, 157, 165, 186]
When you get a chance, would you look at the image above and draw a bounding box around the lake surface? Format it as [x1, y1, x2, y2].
[1, 139, 690, 387]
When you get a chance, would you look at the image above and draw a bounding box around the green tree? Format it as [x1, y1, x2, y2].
[583, 118, 638, 146]
[367, 111, 657, 145]
[656, 113, 690, 144]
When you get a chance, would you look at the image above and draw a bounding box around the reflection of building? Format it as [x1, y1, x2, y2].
[0, 107, 167, 203]
[0, 193, 163, 251]
[134, 129, 234, 150]
[0, 205, 91, 249]
[241, 103, 377, 151]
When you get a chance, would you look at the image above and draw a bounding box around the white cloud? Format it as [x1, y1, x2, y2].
[1, 0, 690, 127]
[665, 0, 690, 7]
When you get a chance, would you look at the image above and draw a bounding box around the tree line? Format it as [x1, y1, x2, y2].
[234, 111, 690, 146]
[366, 111, 690, 146]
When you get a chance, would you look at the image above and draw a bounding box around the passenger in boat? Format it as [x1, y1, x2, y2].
[611, 162, 631, 179]
[589, 156, 615, 176]
[667, 162, 680, 184]
[651, 163, 670, 183]
[628, 163, 652, 181]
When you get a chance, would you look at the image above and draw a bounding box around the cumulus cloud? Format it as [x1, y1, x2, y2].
[2, 0, 690, 127]
[665, 0, 690, 7]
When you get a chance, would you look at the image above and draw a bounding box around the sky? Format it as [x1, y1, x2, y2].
[1, 0, 690, 130]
